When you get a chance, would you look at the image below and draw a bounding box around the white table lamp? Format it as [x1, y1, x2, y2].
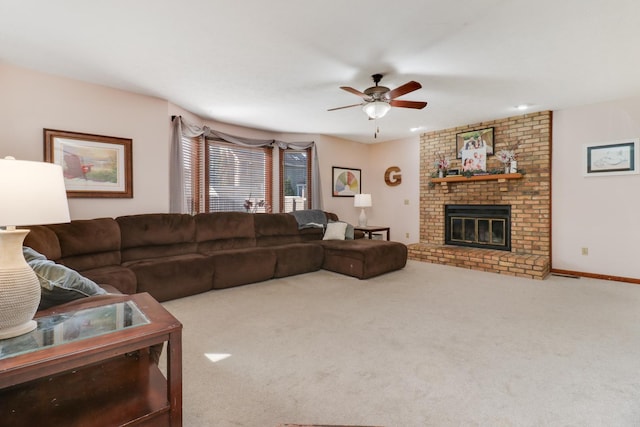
[0, 157, 70, 339]
[354, 193, 372, 227]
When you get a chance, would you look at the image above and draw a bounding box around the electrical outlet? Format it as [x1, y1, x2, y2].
[405, 232, 410, 238]
[581, 247, 588, 256]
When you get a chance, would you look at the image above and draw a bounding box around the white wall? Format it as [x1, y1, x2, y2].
[552, 96, 640, 279]
[369, 136, 421, 244]
[0, 63, 169, 219]
[313, 135, 370, 224]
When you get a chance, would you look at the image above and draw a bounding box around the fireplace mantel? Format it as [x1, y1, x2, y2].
[432, 173, 522, 193]
[431, 172, 523, 184]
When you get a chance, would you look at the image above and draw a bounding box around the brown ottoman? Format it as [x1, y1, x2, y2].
[316, 239, 407, 279]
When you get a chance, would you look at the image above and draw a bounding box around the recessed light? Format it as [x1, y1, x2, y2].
[515, 104, 530, 111]
[410, 126, 425, 132]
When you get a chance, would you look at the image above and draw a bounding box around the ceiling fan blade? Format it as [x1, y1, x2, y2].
[387, 81, 422, 99]
[340, 86, 370, 99]
[390, 99, 428, 109]
[327, 103, 363, 111]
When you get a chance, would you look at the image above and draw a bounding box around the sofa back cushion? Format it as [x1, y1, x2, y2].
[46, 218, 122, 271]
[117, 213, 197, 262]
[23, 225, 62, 260]
[195, 212, 256, 253]
[254, 213, 302, 246]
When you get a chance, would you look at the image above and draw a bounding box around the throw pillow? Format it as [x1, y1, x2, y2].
[323, 221, 348, 240]
[344, 222, 355, 240]
[23, 246, 106, 310]
[326, 220, 355, 240]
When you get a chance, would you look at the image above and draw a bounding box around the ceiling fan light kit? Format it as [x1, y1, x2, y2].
[362, 101, 391, 119]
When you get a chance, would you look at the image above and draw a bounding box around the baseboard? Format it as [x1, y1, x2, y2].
[550, 268, 640, 285]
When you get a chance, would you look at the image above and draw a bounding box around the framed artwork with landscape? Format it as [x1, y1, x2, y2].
[456, 127, 494, 159]
[332, 166, 361, 197]
[584, 139, 638, 177]
[44, 129, 133, 198]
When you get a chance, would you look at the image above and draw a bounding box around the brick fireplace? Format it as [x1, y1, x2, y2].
[408, 111, 552, 279]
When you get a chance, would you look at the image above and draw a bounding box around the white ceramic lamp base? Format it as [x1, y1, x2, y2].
[0, 229, 41, 340]
[358, 208, 368, 227]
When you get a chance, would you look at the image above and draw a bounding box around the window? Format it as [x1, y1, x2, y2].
[176, 118, 314, 214]
[280, 148, 312, 212]
[206, 140, 272, 213]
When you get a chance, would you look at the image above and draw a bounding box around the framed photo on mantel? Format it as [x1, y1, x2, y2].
[456, 127, 495, 159]
[44, 129, 133, 198]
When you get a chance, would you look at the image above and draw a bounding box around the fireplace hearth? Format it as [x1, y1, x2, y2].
[445, 205, 511, 251]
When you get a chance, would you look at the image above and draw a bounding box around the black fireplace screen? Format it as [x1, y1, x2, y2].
[445, 205, 511, 251]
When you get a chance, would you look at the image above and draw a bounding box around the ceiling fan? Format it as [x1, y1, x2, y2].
[328, 73, 428, 120]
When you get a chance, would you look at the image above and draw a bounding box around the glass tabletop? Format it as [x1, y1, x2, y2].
[0, 300, 150, 361]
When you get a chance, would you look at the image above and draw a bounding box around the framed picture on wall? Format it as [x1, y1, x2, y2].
[44, 129, 133, 198]
[332, 166, 361, 197]
[456, 127, 494, 159]
[584, 139, 638, 176]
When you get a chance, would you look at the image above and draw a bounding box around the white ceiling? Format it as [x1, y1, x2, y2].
[1, 0, 640, 143]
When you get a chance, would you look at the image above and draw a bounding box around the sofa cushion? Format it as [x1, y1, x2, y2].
[195, 212, 256, 252]
[46, 218, 122, 271]
[254, 213, 302, 246]
[23, 247, 107, 310]
[117, 214, 198, 262]
[272, 243, 324, 278]
[79, 265, 137, 295]
[299, 227, 324, 241]
[22, 225, 62, 260]
[208, 247, 276, 289]
[123, 254, 213, 302]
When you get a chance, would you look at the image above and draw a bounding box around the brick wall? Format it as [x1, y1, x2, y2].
[408, 111, 552, 279]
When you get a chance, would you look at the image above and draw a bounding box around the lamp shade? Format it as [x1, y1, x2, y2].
[362, 101, 391, 119]
[354, 193, 372, 208]
[0, 157, 70, 339]
[0, 158, 70, 227]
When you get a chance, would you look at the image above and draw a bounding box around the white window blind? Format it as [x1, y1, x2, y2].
[206, 141, 272, 212]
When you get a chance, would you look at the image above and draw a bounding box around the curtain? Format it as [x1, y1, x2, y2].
[169, 117, 185, 213]
[170, 116, 322, 213]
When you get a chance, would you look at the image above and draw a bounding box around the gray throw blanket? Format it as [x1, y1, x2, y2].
[290, 209, 327, 229]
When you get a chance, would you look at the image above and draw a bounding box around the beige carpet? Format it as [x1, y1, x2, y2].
[160, 260, 640, 426]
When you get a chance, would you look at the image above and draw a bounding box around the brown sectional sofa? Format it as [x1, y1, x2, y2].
[24, 211, 407, 304]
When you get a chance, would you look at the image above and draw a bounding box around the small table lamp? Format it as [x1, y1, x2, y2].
[0, 157, 70, 339]
[354, 193, 372, 227]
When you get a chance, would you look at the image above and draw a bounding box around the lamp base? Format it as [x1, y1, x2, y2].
[0, 229, 41, 340]
[0, 320, 37, 340]
[358, 208, 368, 227]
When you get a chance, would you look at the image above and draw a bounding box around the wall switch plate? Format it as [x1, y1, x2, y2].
[405, 232, 410, 238]
[404, 199, 410, 205]
[581, 247, 588, 256]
